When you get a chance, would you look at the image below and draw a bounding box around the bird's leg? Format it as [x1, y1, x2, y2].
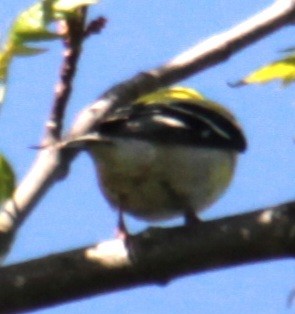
[184, 209, 202, 227]
[115, 209, 129, 240]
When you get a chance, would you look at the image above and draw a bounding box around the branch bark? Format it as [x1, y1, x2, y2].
[69, 0, 295, 137]
[1, 201, 295, 313]
[0, 0, 294, 261]
[46, 7, 87, 141]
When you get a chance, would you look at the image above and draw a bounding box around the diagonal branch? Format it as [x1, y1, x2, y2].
[0, 201, 295, 313]
[69, 0, 295, 138]
[0, 8, 89, 254]
[1, 0, 295, 257]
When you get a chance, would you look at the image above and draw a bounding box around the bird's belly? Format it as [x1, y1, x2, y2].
[90, 139, 236, 221]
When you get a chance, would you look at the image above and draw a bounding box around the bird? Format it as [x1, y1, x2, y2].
[74, 87, 246, 234]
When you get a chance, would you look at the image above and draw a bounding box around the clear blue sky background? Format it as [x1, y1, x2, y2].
[1, 0, 295, 313]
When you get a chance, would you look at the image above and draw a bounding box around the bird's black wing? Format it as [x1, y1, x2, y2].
[98, 102, 247, 152]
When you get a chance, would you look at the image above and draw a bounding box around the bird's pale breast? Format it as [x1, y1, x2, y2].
[89, 138, 236, 221]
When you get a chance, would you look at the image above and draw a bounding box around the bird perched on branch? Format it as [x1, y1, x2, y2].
[73, 87, 246, 234]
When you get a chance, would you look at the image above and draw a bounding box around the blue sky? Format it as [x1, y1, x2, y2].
[1, 0, 295, 313]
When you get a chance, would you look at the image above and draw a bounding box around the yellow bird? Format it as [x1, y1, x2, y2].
[78, 87, 246, 232]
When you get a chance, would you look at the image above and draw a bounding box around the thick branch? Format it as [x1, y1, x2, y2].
[1, 0, 295, 256]
[69, 0, 295, 137]
[1, 201, 295, 313]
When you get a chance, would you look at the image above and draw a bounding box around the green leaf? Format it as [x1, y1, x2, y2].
[11, 2, 59, 43]
[0, 155, 15, 205]
[243, 55, 295, 85]
[0, 0, 99, 103]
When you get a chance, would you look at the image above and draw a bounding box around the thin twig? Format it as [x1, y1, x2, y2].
[84, 16, 106, 38]
[46, 7, 87, 142]
[0, 9, 89, 244]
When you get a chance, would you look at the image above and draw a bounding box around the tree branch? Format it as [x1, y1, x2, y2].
[69, 0, 295, 137]
[0, 201, 295, 313]
[46, 7, 87, 142]
[1, 0, 295, 257]
[0, 9, 89, 246]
